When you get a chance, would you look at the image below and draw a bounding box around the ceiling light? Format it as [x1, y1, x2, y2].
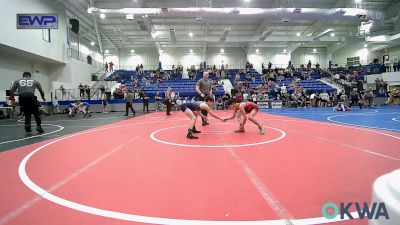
[126, 14, 134, 20]
[255, 49, 259, 53]
[366, 35, 389, 42]
[159, 49, 164, 53]
[90, 41, 95, 46]
[131, 49, 135, 53]
[364, 44, 368, 48]
[355, 0, 362, 3]
[189, 32, 193, 37]
[244, 0, 251, 2]
[100, 13, 105, 19]
[313, 49, 317, 52]
[283, 49, 287, 53]
[220, 48, 224, 53]
[144, 14, 148, 18]
[190, 49, 193, 53]
[313, 28, 334, 40]
[296, 32, 301, 37]
[105, 50, 109, 54]
[331, 33, 335, 36]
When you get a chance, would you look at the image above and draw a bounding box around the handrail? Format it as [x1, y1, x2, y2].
[54, 85, 115, 101]
[67, 48, 103, 69]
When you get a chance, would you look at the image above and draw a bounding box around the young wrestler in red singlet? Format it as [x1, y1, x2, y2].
[224, 98, 265, 134]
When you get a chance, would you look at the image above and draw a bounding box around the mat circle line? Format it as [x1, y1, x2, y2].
[150, 123, 286, 148]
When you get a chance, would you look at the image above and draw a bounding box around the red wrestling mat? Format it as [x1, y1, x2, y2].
[0, 112, 399, 225]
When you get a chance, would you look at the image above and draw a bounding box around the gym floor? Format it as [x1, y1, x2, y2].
[0, 107, 399, 225]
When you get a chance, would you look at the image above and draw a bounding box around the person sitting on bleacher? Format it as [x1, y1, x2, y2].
[5, 97, 16, 118]
[319, 90, 330, 107]
[363, 88, 375, 108]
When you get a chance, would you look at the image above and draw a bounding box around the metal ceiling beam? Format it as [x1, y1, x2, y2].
[61, 0, 118, 52]
[302, 0, 350, 37]
[89, 0, 103, 53]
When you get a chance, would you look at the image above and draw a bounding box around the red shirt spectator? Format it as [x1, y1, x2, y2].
[236, 92, 243, 102]
[109, 62, 114, 72]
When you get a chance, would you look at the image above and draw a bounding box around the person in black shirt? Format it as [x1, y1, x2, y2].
[10, 72, 45, 133]
[140, 90, 149, 113]
[78, 83, 84, 99]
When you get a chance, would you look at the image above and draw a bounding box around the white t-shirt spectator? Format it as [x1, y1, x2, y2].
[252, 94, 257, 102]
[310, 93, 316, 100]
[243, 93, 249, 100]
[320, 92, 329, 101]
[281, 85, 287, 93]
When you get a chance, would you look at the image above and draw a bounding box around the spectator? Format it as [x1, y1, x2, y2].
[102, 99, 108, 113]
[236, 91, 243, 102]
[124, 89, 136, 116]
[51, 97, 60, 115]
[216, 96, 223, 110]
[60, 84, 66, 100]
[251, 93, 257, 104]
[109, 61, 114, 72]
[99, 85, 106, 99]
[235, 73, 240, 82]
[319, 90, 330, 107]
[78, 83, 84, 99]
[364, 88, 375, 107]
[222, 91, 231, 109]
[139, 64, 144, 75]
[142, 91, 149, 113]
[87, 55, 92, 65]
[84, 84, 91, 100]
[165, 87, 173, 115]
[349, 89, 361, 109]
[243, 92, 249, 101]
[155, 92, 162, 112]
[105, 62, 108, 72]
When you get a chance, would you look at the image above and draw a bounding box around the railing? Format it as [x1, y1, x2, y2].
[54, 87, 114, 101]
[116, 65, 246, 71]
[67, 48, 103, 69]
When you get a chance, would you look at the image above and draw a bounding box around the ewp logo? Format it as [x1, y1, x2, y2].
[17, 14, 58, 29]
[322, 202, 389, 220]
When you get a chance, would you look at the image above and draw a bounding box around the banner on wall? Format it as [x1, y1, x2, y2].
[270, 101, 283, 108]
[257, 100, 283, 109]
[17, 14, 58, 29]
[257, 101, 269, 109]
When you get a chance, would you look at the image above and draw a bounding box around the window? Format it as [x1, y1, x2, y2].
[347, 56, 360, 66]
[42, 29, 51, 42]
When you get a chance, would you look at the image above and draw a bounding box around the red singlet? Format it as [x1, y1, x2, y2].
[243, 102, 259, 114]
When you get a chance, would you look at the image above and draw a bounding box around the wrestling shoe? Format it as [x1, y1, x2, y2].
[192, 128, 201, 133]
[187, 129, 199, 139]
[259, 127, 265, 135]
[234, 128, 245, 133]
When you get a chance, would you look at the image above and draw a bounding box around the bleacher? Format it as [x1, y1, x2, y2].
[230, 68, 334, 94]
[106, 67, 339, 101]
[107, 69, 225, 99]
[277, 79, 334, 93]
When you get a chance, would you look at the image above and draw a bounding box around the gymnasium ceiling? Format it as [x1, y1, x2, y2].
[58, 0, 400, 54]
